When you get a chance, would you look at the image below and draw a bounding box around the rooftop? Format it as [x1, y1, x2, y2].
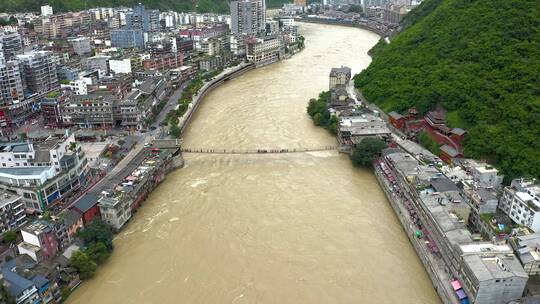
[23, 219, 55, 236]
[0, 191, 21, 209]
[329, 66, 351, 77]
[460, 243, 528, 281]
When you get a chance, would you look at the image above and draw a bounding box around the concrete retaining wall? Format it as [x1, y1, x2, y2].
[374, 169, 459, 304]
[178, 63, 256, 134]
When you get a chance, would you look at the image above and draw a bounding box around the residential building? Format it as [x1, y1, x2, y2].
[329, 66, 351, 90]
[338, 113, 391, 146]
[469, 160, 504, 189]
[60, 77, 92, 95]
[98, 190, 132, 230]
[40, 97, 62, 127]
[86, 55, 110, 75]
[246, 36, 283, 67]
[56, 66, 80, 81]
[69, 37, 91, 56]
[458, 243, 528, 304]
[59, 92, 116, 128]
[200, 37, 224, 56]
[0, 32, 23, 60]
[266, 20, 279, 35]
[35, 11, 91, 39]
[125, 4, 160, 33]
[379, 149, 528, 304]
[230, 0, 266, 36]
[1, 262, 41, 304]
[500, 178, 540, 232]
[142, 53, 183, 70]
[199, 54, 232, 72]
[0, 191, 26, 234]
[109, 58, 132, 74]
[17, 220, 59, 262]
[110, 29, 145, 49]
[0, 54, 24, 107]
[60, 209, 83, 240]
[510, 233, 540, 276]
[16, 51, 59, 96]
[229, 34, 246, 56]
[0, 132, 90, 212]
[70, 193, 100, 225]
[40, 5, 53, 17]
[180, 25, 229, 50]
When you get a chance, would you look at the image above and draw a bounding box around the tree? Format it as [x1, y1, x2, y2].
[77, 220, 114, 251]
[69, 251, 97, 280]
[418, 131, 440, 155]
[351, 137, 387, 168]
[0, 280, 15, 304]
[169, 121, 182, 138]
[3, 231, 17, 244]
[85, 242, 110, 264]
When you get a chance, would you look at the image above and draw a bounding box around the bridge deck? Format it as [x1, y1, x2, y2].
[180, 146, 338, 155]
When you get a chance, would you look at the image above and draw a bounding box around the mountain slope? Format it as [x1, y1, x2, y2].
[0, 0, 288, 13]
[354, 0, 540, 181]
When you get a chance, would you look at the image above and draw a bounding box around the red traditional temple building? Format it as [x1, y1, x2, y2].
[388, 111, 406, 129]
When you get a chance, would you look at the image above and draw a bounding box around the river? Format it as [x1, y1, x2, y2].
[68, 23, 440, 304]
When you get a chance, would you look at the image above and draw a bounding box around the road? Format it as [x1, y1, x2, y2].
[65, 81, 188, 211]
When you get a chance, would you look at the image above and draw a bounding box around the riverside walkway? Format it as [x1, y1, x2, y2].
[180, 146, 338, 155]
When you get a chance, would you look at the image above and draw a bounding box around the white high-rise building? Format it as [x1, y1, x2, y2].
[0, 53, 24, 107]
[230, 0, 266, 36]
[41, 5, 53, 17]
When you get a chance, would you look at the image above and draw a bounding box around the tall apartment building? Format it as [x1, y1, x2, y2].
[41, 5, 53, 17]
[499, 178, 540, 232]
[16, 51, 59, 95]
[69, 37, 92, 56]
[230, 0, 266, 36]
[0, 53, 24, 107]
[0, 132, 90, 212]
[125, 4, 160, 32]
[0, 191, 26, 234]
[0, 32, 23, 60]
[110, 29, 145, 49]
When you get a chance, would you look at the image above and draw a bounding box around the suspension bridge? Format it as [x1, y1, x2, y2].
[179, 145, 340, 155]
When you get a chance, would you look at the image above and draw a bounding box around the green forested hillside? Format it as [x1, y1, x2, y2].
[0, 0, 288, 13]
[354, 0, 540, 181]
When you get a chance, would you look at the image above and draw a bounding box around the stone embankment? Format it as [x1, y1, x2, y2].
[178, 63, 256, 133]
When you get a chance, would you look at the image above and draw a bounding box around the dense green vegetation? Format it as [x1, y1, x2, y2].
[0, 0, 288, 13]
[307, 91, 338, 134]
[351, 138, 387, 168]
[354, 0, 540, 181]
[418, 130, 440, 155]
[70, 220, 114, 279]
